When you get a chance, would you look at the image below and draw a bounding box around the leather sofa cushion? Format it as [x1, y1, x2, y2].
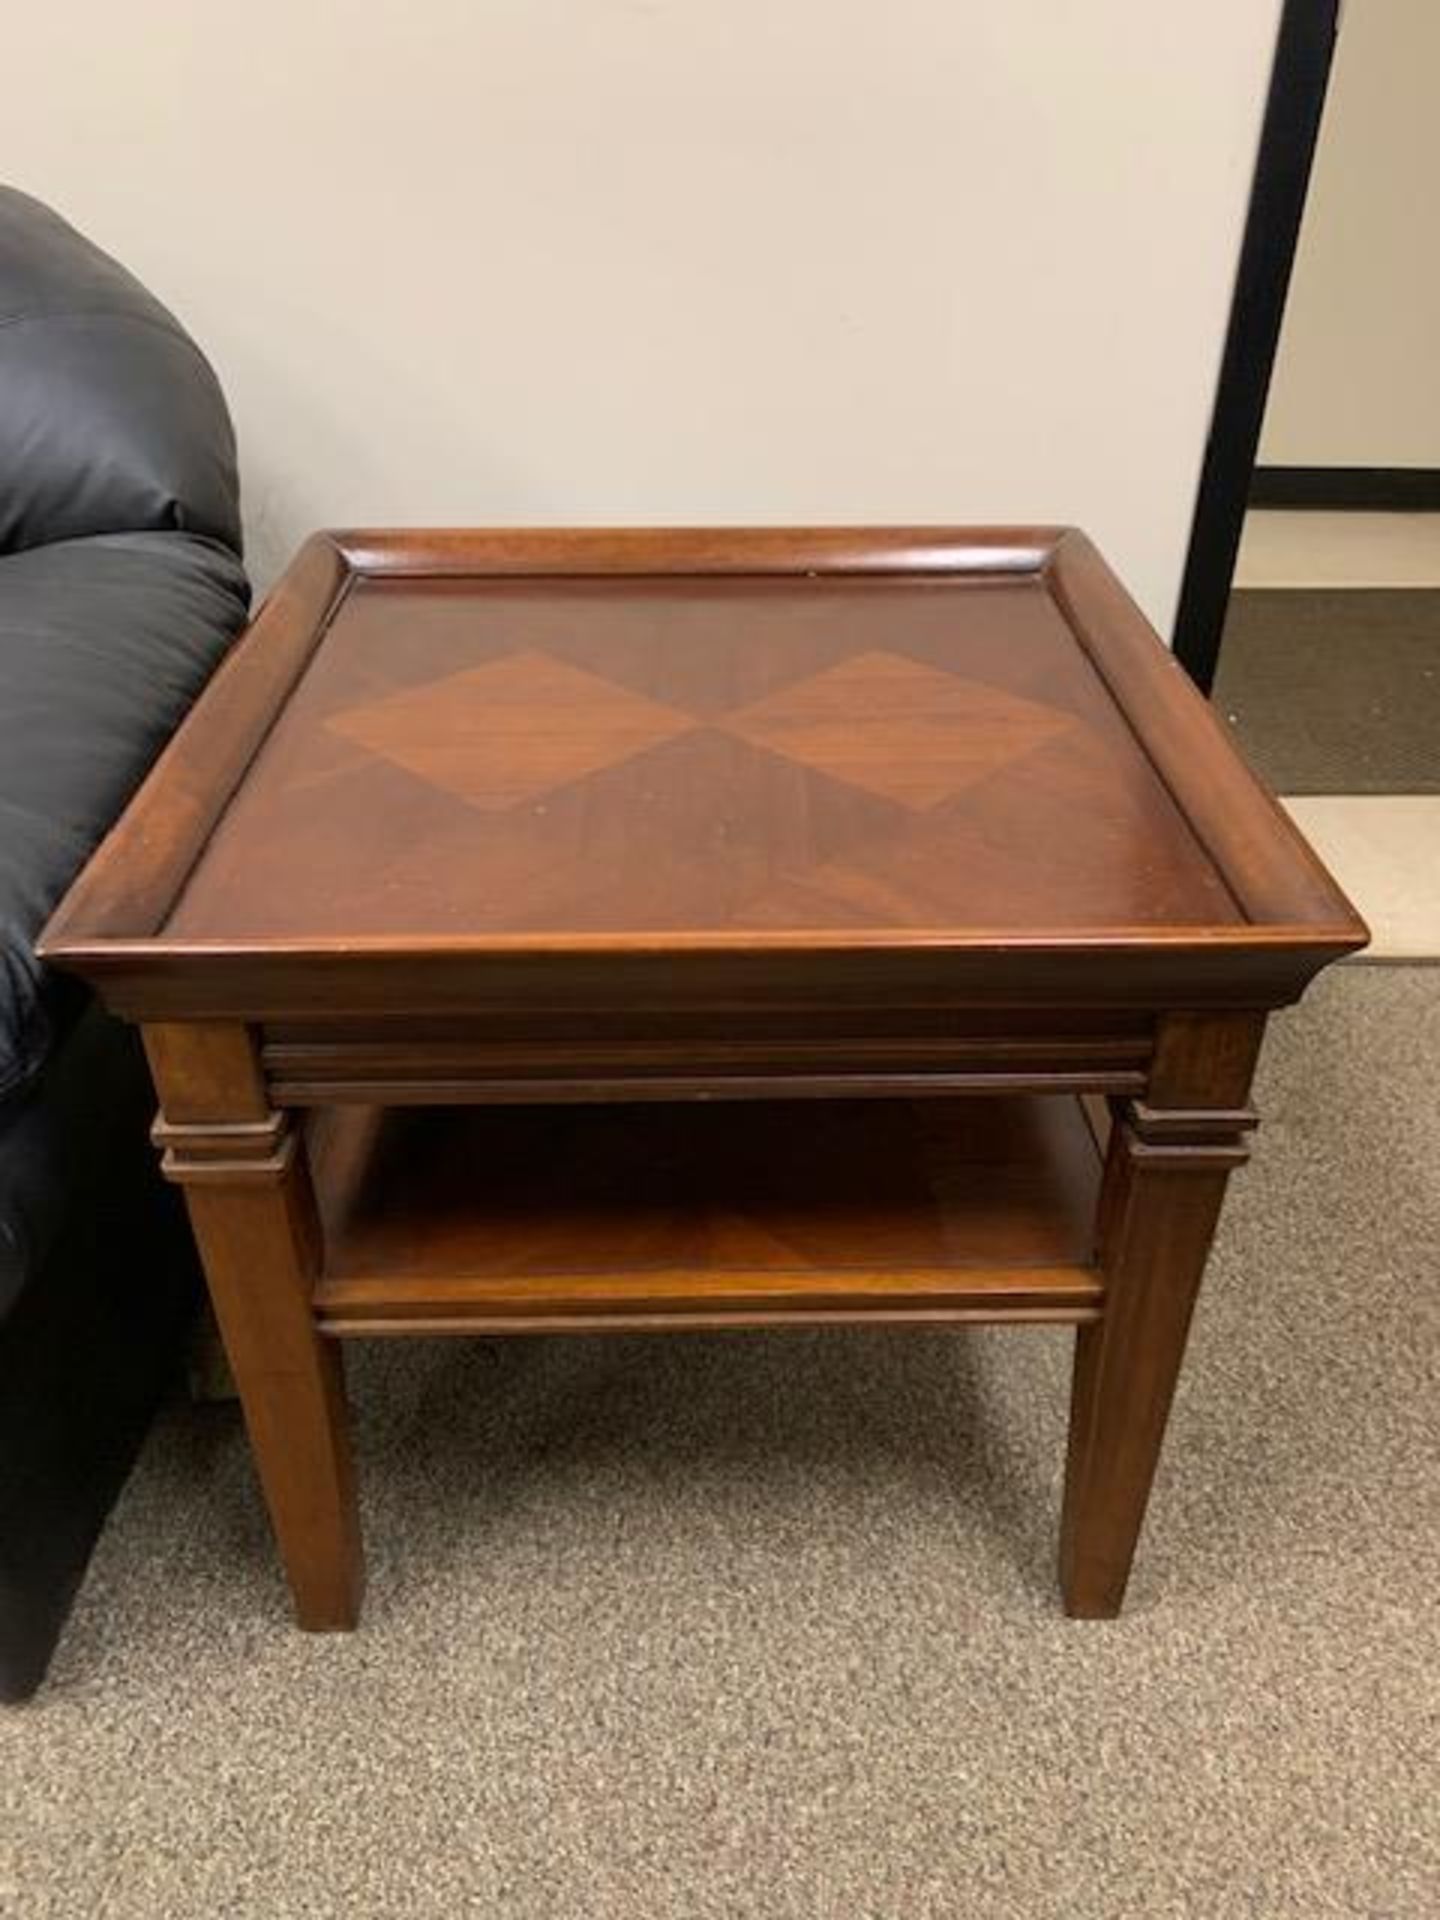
[0, 532, 248, 1104]
[0, 187, 242, 556]
[0, 1006, 162, 1323]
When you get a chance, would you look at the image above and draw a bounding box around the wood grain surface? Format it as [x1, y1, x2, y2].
[39, 527, 1368, 1027]
[308, 1093, 1104, 1334]
[34, 528, 1370, 1627]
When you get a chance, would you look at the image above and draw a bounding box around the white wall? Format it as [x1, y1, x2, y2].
[7, 4, 1280, 624]
[1261, 0, 1440, 468]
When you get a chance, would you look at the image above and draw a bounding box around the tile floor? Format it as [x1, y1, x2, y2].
[1235, 510, 1440, 590]
[1283, 797, 1440, 961]
[1235, 511, 1439, 963]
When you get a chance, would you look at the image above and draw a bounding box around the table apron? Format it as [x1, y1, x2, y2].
[259, 1030, 1153, 1105]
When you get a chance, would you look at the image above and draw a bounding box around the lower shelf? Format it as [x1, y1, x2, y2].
[308, 1095, 1105, 1335]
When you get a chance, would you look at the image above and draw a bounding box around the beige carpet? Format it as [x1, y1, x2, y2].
[3, 970, 1438, 1917]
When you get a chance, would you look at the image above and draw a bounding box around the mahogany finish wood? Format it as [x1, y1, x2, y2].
[142, 1024, 362, 1629]
[39, 527, 1366, 1626]
[1059, 1012, 1264, 1616]
[308, 1095, 1104, 1334]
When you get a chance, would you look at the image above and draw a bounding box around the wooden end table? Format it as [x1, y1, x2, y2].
[41, 528, 1366, 1625]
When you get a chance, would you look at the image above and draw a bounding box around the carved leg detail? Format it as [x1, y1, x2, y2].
[1060, 1013, 1263, 1617]
[147, 1023, 363, 1630]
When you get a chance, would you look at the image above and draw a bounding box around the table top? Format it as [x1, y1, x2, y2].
[41, 528, 1367, 1018]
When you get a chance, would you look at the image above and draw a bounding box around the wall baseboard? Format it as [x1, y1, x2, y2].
[1251, 466, 1440, 510]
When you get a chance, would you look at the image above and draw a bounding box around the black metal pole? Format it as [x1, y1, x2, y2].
[1172, 0, 1342, 692]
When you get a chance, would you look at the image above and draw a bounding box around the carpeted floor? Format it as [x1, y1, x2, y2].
[1214, 589, 1440, 792]
[3, 970, 1438, 1917]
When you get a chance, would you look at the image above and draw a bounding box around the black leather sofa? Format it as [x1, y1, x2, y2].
[0, 189, 250, 1698]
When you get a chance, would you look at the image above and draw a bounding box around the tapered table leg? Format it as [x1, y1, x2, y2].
[1060, 1014, 1263, 1617]
[146, 1022, 363, 1630]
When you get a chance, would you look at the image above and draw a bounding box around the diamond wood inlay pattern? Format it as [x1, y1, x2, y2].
[724, 650, 1077, 808]
[325, 650, 694, 810]
[162, 572, 1246, 938]
[323, 644, 1080, 822]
